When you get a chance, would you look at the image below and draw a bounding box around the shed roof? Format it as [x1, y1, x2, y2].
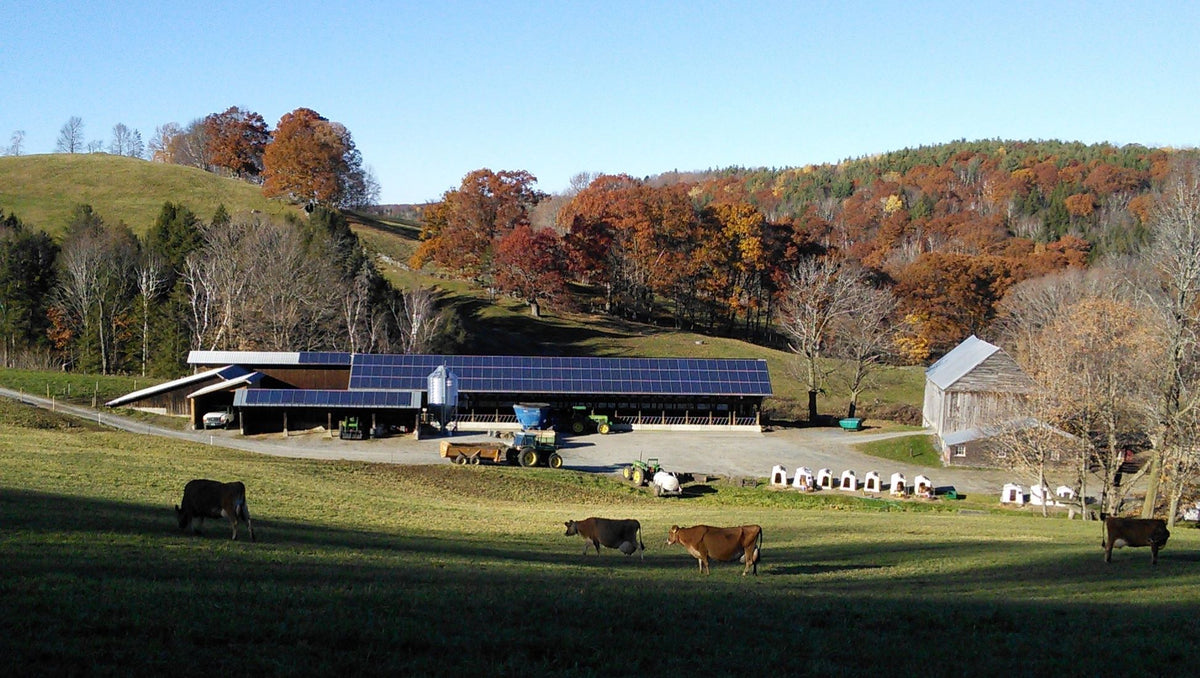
[105, 365, 249, 406]
[924, 335, 1000, 390]
[186, 371, 263, 399]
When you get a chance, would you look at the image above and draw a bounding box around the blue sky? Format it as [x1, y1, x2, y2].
[3, 1, 1198, 205]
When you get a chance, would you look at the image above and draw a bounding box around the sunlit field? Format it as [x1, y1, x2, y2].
[2, 398, 1196, 675]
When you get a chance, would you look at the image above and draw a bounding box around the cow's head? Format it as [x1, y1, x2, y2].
[174, 505, 189, 530]
[667, 525, 681, 545]
[564, 520, 578, 536]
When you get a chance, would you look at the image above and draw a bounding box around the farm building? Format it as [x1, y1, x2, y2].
[923, 335, 1035, 466]
[107, 351, 772, 435]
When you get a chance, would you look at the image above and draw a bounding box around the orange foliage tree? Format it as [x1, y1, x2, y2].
[202, 106, 269, 179]
[262, 108, 369, 208]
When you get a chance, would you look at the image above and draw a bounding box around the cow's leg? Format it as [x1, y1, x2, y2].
[1103, 539, 1113, 563]
[1151, 543, 1159, 565]
[193, 516, 204, 535]
[242, 505, 255, 542]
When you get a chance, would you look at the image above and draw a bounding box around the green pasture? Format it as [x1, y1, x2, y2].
[2, 397, 1197, 675]
[0, 154, 296, 236]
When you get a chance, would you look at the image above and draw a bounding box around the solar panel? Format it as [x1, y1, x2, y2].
[346, 355, 772, 396]
[236, 389, 422, 409]
[299, 352, 353, 366]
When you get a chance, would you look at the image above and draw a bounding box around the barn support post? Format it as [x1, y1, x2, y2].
[328, 412, 333, 438]
[283, 411, 288, 436]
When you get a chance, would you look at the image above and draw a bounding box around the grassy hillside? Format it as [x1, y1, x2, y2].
[2, 399, 1197, 675]
[0, 153, 298, 236]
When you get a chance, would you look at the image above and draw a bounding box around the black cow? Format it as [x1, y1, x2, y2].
[564, 517, 644, 559]
[175, 479, 255, 541]
[1102, 517, 1169, 564]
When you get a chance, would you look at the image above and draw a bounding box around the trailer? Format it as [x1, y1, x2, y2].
[439, 440, 515, 465]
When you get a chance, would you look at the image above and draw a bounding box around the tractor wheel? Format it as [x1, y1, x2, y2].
[469, 454, 481, 465]
[548, 452, 564, 469]
[631, 467, 644, 486]
[505, 449, 519, 465]
[518, 447, 539, 467]
[571, 421, 585, 434]
[597, 422, 611, 435]
[622, 465, 633, 481]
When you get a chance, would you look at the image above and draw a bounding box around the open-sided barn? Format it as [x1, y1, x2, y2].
[107, 351, 773, 435]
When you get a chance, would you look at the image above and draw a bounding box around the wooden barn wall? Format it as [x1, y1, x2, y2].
[941, 391, 1025, 436]
[951, 353, 1032, 393]
[255, 368, 349, 390]
[141, 390, 192, 416]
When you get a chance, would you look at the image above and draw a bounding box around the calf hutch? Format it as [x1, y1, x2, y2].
[107, 351, 772, 435]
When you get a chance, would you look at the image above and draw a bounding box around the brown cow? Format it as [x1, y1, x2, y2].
[564, 518, 644, 559]
[175, 479, 256, 541]
[667, 524, 762, 575]
[1102, 517, 1169, 564]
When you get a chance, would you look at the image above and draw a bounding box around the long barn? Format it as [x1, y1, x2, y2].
[107, 351, 773, 435]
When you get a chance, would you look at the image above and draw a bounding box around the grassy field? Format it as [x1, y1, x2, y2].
[0, 154, 297, 235]
[2, 397, 1197, 675]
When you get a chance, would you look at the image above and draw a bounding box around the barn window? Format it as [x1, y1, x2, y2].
[952, 445, 966, 458]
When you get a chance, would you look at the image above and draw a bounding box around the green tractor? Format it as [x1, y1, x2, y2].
[622, 458, 665, 487]
[512, 429, 563, 469]
[569, 406, 613, 435]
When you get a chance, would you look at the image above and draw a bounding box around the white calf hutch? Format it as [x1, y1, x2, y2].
[914, 474, 934, 498]
[770, 465, 789, 487]
[792, 467, 815, 491]
[863, 471, 881, 493]
[840, 470, 858, 491]
[1001, 483, 1025, 505]
[817, 468, 835, 489]
[890, 472, 907, 496]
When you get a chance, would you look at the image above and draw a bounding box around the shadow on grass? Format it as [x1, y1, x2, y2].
[4, 488, 1200, 675]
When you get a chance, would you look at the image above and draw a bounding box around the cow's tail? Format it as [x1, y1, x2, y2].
[237, 495, 256, 542]
[754, 527, 763, 564]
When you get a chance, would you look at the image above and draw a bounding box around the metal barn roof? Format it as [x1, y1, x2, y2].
[924, 335, 1001, 390]
[105, 365, 249, 406]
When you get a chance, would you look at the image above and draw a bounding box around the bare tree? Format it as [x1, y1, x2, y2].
[148, 123, 182, 163]
[109, 123, 144, 158]
[389, 287, 443, 354]
[56, 116, 84, 153]
[829, 282, 898, 419]
[1136, 167, 1200, 518]
[135, 251, 168, 376]
[777, 256, 865, 423]
[6, 130, 24, 156]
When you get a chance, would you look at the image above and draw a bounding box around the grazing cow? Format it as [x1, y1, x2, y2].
[175, 479, 255, 541]
[667, 524, 762, 575]
[1102, 517, 1168, 564]
[564, 518, 644, 559]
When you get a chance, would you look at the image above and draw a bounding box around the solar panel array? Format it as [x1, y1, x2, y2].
[298, 351, 354, 366]
[234, 389, 421, 409]
[348, 355, 772, 396]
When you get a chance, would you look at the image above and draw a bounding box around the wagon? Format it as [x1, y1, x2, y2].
[439, 440, 515, 465]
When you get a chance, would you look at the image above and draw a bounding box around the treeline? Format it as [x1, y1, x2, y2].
[0, 204, 454, 376]
[8, 106, 378, 210]
[416, 142, 1191, 359]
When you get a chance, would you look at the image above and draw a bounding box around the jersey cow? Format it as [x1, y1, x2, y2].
[175, 479, 256, 541]
[564, 518, 644, 559]
[667, 524, 762, 575]
[1103, 517, 1169, 564]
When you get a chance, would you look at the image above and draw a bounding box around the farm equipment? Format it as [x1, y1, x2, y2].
[512, 429, 563, 468]
[440, 440, 515, 465]
[622, 458, 666, 487]
[339, 416, 367, 440]
[569, 406, 612, 435]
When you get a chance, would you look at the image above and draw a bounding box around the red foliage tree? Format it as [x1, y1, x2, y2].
[494, 225, 569, 316]
[202, 106, 269, 179]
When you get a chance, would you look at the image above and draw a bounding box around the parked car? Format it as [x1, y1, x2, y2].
[203, 410, 233, 429]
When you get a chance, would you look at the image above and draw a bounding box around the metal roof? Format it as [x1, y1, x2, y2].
[348, 354, 773, 397]
[105, 365, 248, 406]
[186, 372, 263, 399]
[924, 335, 1000, 390]
[188, 351, 315, 366]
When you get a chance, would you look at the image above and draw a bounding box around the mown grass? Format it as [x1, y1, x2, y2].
[2, 397, 1198, 676]
[856, 433, 943, 467]
[0, 154, 297, 236]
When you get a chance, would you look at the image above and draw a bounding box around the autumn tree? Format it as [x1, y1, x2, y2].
[202, 106, 269, 179]
[56, 116, 84, 153]
[262, 108, 373, 208]
[494, 224, 569, 317]
[412, 169, 545, 282]
[895, 252, 1014, 356]
[828, 279, 899, 419]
